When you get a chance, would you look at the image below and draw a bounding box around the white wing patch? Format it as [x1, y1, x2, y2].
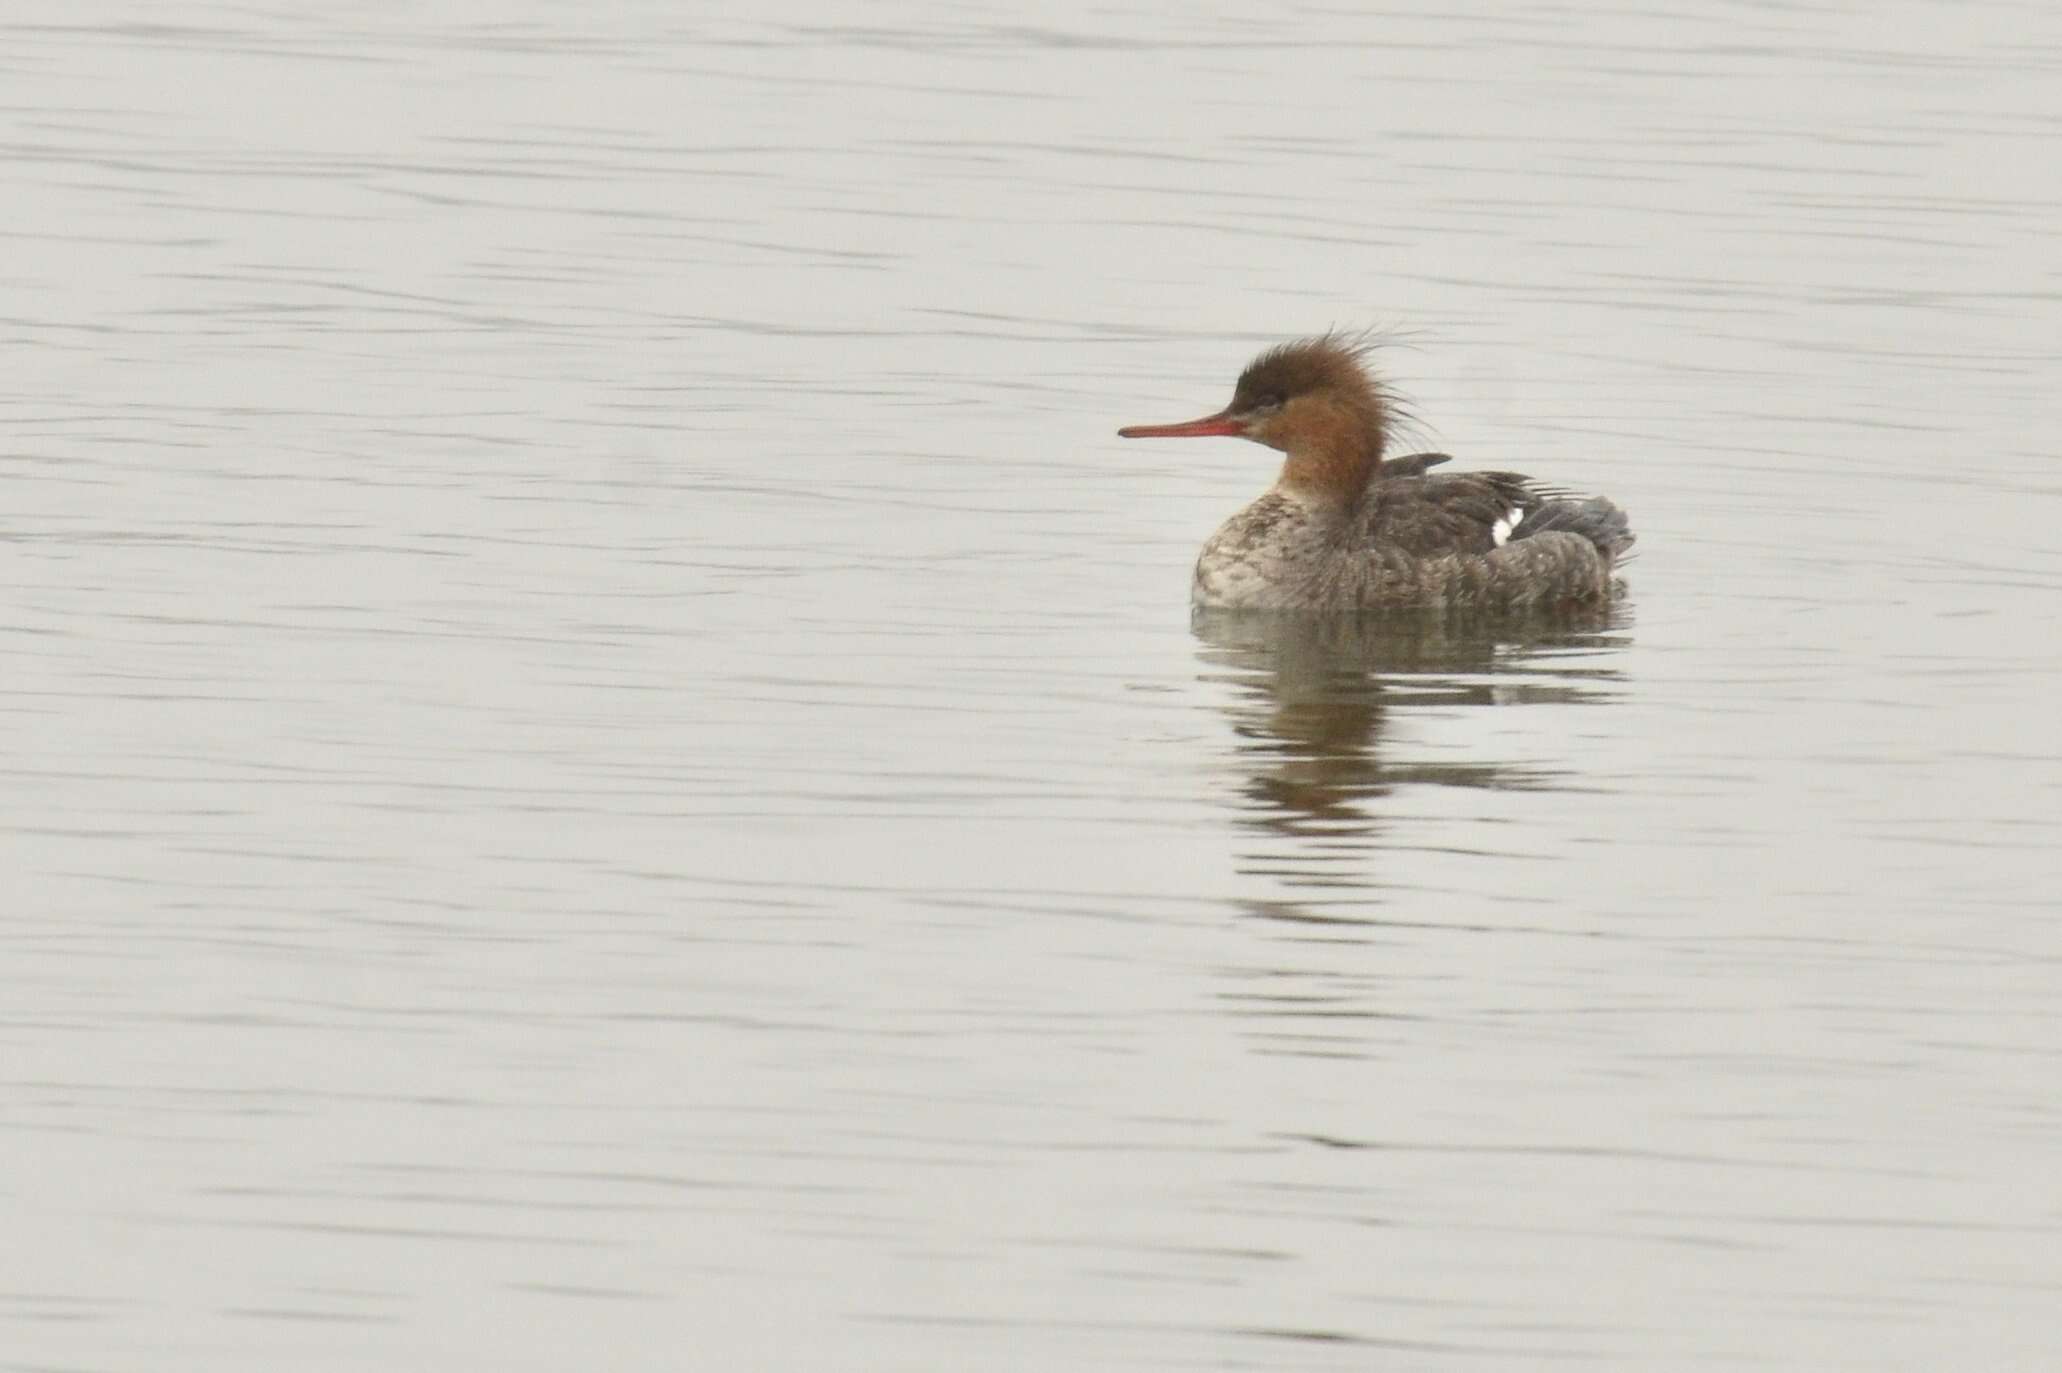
[1491, 506, 1525, 547]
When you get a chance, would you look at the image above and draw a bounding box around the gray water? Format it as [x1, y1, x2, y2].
[7, 4, 2062, 1370]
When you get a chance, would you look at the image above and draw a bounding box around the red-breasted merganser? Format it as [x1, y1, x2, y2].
[1119, 335, 1634, 611]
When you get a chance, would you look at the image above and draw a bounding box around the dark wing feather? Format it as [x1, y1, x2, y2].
[1359, 472, 1540, 557]
[1379, 451, 1452, 479]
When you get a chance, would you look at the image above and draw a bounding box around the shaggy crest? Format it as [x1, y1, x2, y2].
[1229, 332, 1391, 417]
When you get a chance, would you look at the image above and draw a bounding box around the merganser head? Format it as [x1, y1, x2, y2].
[1118, 334, 1391, 496]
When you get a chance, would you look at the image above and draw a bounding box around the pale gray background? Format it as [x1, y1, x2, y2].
[6, 3, 2060, 1370]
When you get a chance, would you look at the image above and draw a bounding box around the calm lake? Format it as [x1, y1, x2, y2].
[7, 3, 2061, 1369]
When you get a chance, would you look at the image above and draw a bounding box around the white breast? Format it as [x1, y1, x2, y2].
[1190, 489, 1329, 610]
[1192, 549, 1283, 609]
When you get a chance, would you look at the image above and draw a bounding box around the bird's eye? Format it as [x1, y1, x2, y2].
[1249, 392, 1286, 414]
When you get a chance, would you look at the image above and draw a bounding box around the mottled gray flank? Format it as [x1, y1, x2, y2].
[1194, 474, 1633, 610]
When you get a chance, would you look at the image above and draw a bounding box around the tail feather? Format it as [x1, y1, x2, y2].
[1513, 495, 1635, 565]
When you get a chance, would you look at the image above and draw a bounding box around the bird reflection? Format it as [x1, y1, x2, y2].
[1193, 603, 1632, 924]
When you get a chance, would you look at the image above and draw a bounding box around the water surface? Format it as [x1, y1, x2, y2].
[6, 3, 2061, 1369]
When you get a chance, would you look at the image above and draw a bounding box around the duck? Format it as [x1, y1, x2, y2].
[1119, 335, 1634, 611]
